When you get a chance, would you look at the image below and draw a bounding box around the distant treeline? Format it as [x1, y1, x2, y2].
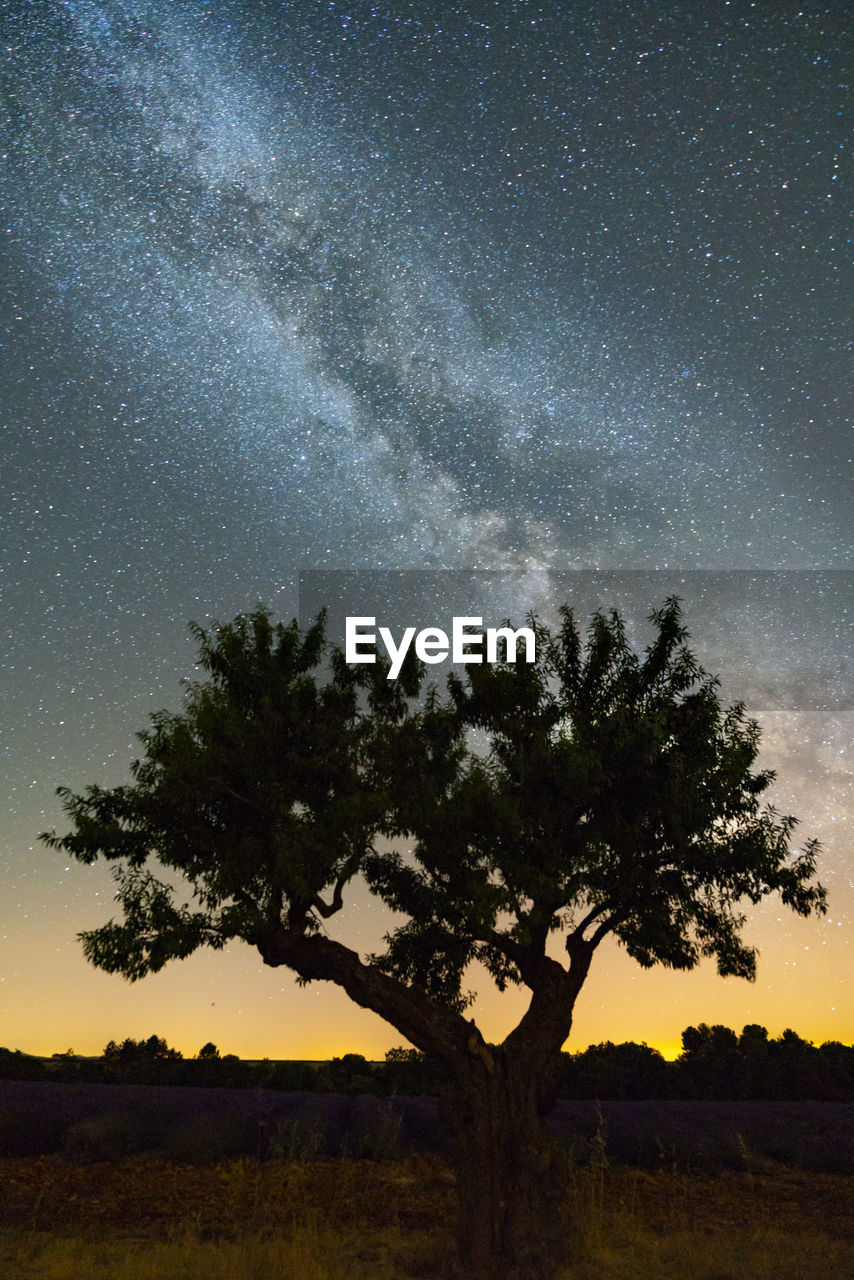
[2, 1024, 853, 1100]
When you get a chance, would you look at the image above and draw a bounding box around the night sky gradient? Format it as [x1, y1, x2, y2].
[2, 0, 851, 1060]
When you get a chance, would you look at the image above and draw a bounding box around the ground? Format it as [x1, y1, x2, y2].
[1, 1154, 853, 1279]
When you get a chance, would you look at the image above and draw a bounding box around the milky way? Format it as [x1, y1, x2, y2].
[1, 1, 850, 1055]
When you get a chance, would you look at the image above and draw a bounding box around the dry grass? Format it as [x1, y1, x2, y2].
[0, 1155, 851, 1279]
[566, 1164, 854, 1279]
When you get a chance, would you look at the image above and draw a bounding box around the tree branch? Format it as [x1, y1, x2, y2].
[588, 912, 624, 949]
[254, 924, 473, 1065]
[479, 926, 544, 988]
[311, 891, 342, 919]
[566, 900, 612, 947]
[503, 947, 590, 1058]
[311, 848, 364, 919]
[220, 782, 266, 812]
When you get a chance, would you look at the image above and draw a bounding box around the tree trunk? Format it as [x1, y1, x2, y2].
[442, 1043, 570, 1280]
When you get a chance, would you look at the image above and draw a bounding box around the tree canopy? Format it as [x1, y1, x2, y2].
[46, 600, 822, 1001]
[43, 598, 825, 1279]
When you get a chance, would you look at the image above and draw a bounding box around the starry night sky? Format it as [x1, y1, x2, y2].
[2, 0, 851, 1059]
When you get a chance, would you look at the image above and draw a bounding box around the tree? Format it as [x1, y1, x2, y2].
[42, 600, 825, 1279]
[561, 1040, 671, 1100]
[379, 1045, 443, 1097]
[102, 1034, 184, 1085]
[677, 1023, 742, 1097]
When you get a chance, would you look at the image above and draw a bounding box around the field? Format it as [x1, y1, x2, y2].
[1, 1083, 852, 1278]
[2, 1154, 854, 1279]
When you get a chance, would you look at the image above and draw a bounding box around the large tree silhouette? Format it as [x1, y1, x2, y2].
[43, 600, 825, 1279]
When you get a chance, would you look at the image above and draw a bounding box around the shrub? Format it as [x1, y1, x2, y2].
[344, 1100, 403, 1162]
[269, 1114, 330, 1161]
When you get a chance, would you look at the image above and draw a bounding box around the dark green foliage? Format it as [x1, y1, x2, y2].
[377, 1047, 444, 1097]
[560, 1041, 671, 1101]
[10, 1025, 850, 1100]
[343, 1097, 403, 1161]
[0, 1047, 47, 1081]
[676, 1022, 854, 1100]
[102, 1035, 184, 1085]
[360, 602, 825, 1011]
[328, 1053, 376, 1096]
[269, 1112, 330, 1160]
[43, 600, 824, 1007]
[556, 1028, 854, 1102]
[258, 1058, 324, 1092]
[44, 610, 410, 981]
